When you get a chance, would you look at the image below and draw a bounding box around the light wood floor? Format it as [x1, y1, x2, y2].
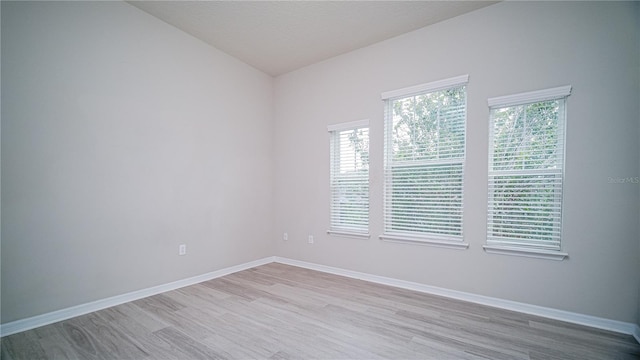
[1, 263, 639, 359]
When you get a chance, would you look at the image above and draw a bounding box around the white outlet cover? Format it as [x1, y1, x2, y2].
[308, 235, 314, 244]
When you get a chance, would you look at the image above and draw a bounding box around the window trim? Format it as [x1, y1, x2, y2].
[482, 245, 568, 261]
[327, 119, 370, 237]
[380, 234, 469, 250]
[485, 85, 571, 260]
[381, 74, 469, 100]
[327, 119, 370, 132]
[327, 230, 371, 239]
[487, 85, 571, 108]
[381, 75, 469, 248]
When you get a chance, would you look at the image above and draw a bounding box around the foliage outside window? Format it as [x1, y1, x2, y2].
[328, 120, 369, 236]
[382, 76, 467, 244]
[486, 86, 570, 255]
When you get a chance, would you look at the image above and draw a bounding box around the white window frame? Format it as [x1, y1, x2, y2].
[327, 119, 370, 239]
[484, 85, 571, 261]
[380, 75, 469, 249]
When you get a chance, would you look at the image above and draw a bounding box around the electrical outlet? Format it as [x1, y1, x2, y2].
[283, 232, 288, 241]
[179, 244, 186, 256]
[308, 235, 314, 244]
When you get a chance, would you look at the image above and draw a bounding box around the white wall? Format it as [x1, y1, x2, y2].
[1, 1, 274, 323]
[274, 1, 640, 324]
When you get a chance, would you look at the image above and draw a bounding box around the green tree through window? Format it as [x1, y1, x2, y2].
[487, 87, 569, 252]
[384, 84, 466, 240]
[329, 122, 369, 235]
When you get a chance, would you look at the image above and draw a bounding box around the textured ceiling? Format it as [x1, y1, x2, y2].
[127, 1, 497, 77]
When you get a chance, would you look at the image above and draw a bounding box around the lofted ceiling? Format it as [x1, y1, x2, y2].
[127, 1, 497, 77]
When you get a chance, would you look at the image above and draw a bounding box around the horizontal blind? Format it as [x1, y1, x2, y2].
[383, 81, 466, 241]
[329, 124, 369, 234]
[487, 96, 567, 250]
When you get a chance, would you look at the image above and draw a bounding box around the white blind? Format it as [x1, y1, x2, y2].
[487, 87, 570, 250]
[329, 122, 369, 234]
[383, 79, 467, 241]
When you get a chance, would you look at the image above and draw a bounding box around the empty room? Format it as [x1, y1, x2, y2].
[1, 0, 639, 359]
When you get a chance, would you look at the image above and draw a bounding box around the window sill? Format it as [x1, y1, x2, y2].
[327, 230, 370, 240]
[379, 234, 469, 250]
[482, 245, 568, 261]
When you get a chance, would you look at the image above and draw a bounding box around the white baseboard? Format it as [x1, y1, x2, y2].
[3, 255, 639, 345]
[274, 257, 639, 339]
[0, 256, 275, 337]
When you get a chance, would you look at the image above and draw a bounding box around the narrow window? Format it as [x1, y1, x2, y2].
[485, 86, 571, 260]
[381, 75, 468, 248]
[328, 120, 369, 237]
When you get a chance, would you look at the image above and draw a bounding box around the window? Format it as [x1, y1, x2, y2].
[485, 86, 571, 260]
[327, 120, 370, 237]
[381, 75, 468, 248]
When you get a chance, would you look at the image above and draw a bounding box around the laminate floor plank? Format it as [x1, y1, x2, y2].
[249, 298, 384, 359]
[153, 327, 228, 360]
[103, 302, 170, 334]
[2, 263, 639, 359]
[131, 294, 217, 341]
[93, 311, 184, 360]
[69, 312, 150, 360]
[1, 330, 48, 360]
[34, 325, 81, 360]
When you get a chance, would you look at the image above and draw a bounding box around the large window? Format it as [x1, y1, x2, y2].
[381, 75, 468, 248]
[328, 120, 370, 237]
[485, 86, 571, 260]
